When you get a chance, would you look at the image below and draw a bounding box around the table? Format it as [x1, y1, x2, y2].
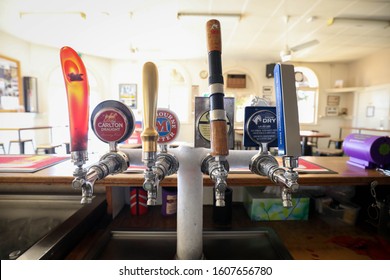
[300, 130, 330, 156]
[0, 126, 53, 154]
[339, 126, 390, 138]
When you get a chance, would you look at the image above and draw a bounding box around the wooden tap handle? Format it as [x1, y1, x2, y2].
[211, 119, 229, 157]
[207, 19, 222, 53]
[141, 62, 159, 153]
[206, 19, 228, 157]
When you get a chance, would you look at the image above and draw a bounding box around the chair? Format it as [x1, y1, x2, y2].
[307, 130, 319, 148]
[328, 138, 344, 149]
[63, 142, 70, 154]
[8, 139, 34, 154]
[0, 142, 5, 154]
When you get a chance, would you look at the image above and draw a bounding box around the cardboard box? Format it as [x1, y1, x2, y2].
[243, 187, 309, 221]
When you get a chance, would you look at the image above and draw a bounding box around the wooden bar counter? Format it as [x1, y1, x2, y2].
[1, 156, 389, 189]
[1, 155, 390, 260]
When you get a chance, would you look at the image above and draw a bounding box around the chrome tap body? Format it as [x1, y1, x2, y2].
[201, 154, 229, 207]
[250, 153, 299, 207]
[142, 152, 158, 205]
[155, 152, 179, 181]
[73, 151, 129, 204]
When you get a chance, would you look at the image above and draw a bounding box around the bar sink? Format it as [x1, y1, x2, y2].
[0, 194, 106, 260]
[84, 229, 292, 260]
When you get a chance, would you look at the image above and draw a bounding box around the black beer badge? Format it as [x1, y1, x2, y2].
[244, 106, 278, 148]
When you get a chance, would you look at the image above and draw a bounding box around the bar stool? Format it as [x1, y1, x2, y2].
[36, 143, 62, 154]
[8, 139, 35, 154]
[0, 142, 5, 154]
[63, 142, 70, 154]
[328, 138, 344, 149]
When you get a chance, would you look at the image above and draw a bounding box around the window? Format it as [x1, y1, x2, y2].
[294, 66, 318, 124]
[158, 66, 190, 123]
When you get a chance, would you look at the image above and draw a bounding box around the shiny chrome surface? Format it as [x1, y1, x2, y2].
[86, 229, 292, 260]
[0, 194, 106, 260]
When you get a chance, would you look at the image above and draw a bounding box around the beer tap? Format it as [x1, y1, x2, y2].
[79, 100, 136, 203]
[60, 46, 90, 203]
[252, 63, 302, 207]
[250, 154, 299, 207]
[201, 19, 229, 207]
[141, 62, 159, 205]
[154, 108, 180, 186]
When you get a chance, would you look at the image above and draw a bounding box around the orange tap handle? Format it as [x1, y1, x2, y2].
[60, 46, 90, 153]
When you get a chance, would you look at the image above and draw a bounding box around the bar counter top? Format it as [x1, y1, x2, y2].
[0, 156, 389, 191]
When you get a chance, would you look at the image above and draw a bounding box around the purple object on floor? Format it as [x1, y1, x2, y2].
[343, 133, 390, 168]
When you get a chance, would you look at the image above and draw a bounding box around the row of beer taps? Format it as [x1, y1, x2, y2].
[60, 20, 300, 209]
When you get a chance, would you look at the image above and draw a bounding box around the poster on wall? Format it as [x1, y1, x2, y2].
[0, 55, 23, 111]
[119, 83, 137, 109]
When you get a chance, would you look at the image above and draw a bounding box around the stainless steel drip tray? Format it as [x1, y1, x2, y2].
[89, 229, 292, 260]
[0, 194, 106, 260]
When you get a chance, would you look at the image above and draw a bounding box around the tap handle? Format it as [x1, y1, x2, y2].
[206, 19, 228, 157]
[60, 46, 89, 156]
[207, 19, 222, 53]
[141, 62, 159, 154]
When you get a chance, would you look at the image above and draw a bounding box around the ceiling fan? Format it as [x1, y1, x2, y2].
[280, 15, 319, 62]
[280, 39, 319, 62]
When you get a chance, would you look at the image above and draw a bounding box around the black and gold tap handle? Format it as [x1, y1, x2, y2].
[206, 19, 229, 157]
[141, 62, 159, 160]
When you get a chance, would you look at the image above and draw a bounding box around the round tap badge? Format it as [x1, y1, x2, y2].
[91, 100, 135, 143]
[197, 110, 231, 142]
[246, 109, 277, 146]
[156, 108, 179, 144]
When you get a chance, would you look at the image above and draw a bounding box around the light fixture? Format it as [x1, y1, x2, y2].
[19, 11, 87, 20]
[327, 17, 390, 28]
[177, 12, 242, 21]
[280, 48, 292, 62]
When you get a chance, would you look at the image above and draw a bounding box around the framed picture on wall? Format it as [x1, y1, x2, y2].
[23, 76, 38, 112]
[327, 95, 340, 106]
[366, 106, 375, 117]
[0, 55, 23, 112]
[119, 83, 137, 109]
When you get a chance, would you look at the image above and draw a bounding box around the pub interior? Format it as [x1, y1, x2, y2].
[0, 0, 390, 266]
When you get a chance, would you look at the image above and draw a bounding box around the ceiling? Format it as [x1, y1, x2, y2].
[0, 0, 390, 63]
